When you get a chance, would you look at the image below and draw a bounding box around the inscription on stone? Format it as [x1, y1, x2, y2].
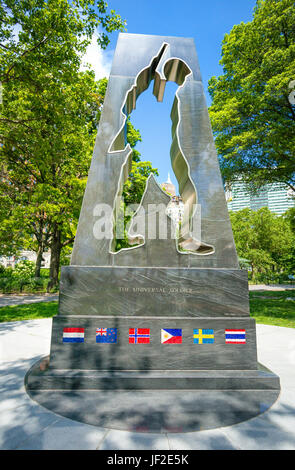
[119, 286, 194, 294]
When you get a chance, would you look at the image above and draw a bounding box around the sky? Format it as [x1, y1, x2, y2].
[84, 0, 258, 191]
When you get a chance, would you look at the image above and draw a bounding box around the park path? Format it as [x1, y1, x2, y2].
[250, 284, 295, 291]
[0, 294, 58, 307]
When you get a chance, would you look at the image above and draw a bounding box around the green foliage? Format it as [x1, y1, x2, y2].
[0, 261, 50, 293]
[13, 260, 35, 279]
[60, 245, 72, 266]
[208, 0, 295, 190]
[122, 161, 159, 205]
[0, 0, 126, 287]
[0, 275, 49, 293]
[0, 0, 126, 85]
[126, 117, 142, 163]
[284, 206, 295, 234]
[0, 69, 102, 267]
[0, 0, 159, 277]
[230, 207, 295, 282]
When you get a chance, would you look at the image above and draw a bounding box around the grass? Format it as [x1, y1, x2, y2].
[249, 290, 295, 328]
[0, 301, 58, 323]
[0, 291, 294, 328]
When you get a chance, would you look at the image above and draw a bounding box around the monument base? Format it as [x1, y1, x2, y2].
[47, 315, 259, 371]
[26, 264, 280, 431]
[25, 358, 280, 433]
[26, 359, 280, 391]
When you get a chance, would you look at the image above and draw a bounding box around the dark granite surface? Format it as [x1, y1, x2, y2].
[59, 266, 249, 317]
[25, 356, 280, 433]
[47, 316, 257, 371]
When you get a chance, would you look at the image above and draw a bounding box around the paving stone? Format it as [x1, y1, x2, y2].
[222, 417, 295, 450]
[99, 429, 170, 450]
[167, 429, 237, 450]
[0, 402, 60, 450]
[16, 418, 106, 450]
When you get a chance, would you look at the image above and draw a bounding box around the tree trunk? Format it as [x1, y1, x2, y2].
[251, 263, 254, 281]
[47, 226, 62, 292]
[35, 245, 44, 278]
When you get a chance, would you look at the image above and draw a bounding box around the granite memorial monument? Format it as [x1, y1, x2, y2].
[26, 34, 280, 430]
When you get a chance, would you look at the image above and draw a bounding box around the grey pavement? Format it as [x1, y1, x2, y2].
[249, 284, 295, 291]
[0, 294, 58, 307]
[0, 319, 295, 449]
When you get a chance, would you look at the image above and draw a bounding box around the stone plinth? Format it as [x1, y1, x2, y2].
[26, 364, 280, 391]
[59, 266, 250, 318]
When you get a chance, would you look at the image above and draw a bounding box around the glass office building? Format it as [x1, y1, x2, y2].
[226, 180, 295, 215]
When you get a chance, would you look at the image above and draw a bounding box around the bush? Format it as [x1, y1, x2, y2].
[0, 261, 58, 293]
[40, 268, 50, 278]
[0, 265, 50, 293]
[13, 260, 35, 280]
[0, 266, 13, 278]
[0, 278, 22, 293]
[0, 277, 8, 292]
[22, 277, 48, 293]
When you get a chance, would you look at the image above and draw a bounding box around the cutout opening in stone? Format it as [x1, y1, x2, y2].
[109, 45, 215, 256]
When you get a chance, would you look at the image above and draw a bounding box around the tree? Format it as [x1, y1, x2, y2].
[208, 0, 295, 191]
[283, 207, 295, 273]
[229, 207, 295, 281]
[0, 0, 125, 85]
[0, 0, 126, 288]
[0, 70, 103, 283]
[122, 160, 159, 206]
[0, 68, 157, 286]
[0, 1, 159, 287]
